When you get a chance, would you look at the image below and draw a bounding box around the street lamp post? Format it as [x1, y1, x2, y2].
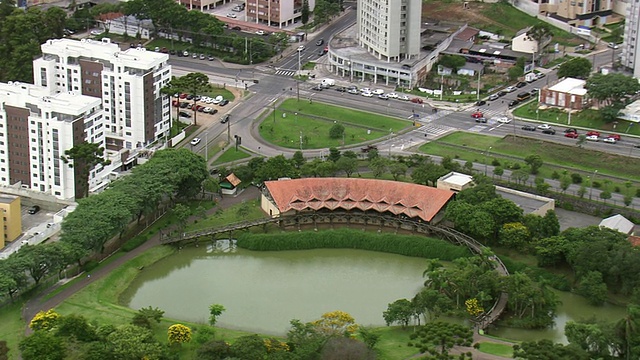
[484, 146, 492, 175]
[299, 131, 303, 150]
[567, 101, 574, 125]
[588, 169, 598, 200]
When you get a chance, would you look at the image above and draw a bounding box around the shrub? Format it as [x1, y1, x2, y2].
[121, 234, 149, 252]
[592, 181, 602, 189]
[570, 173, 582, 184]
[491, 159, 501, 167]
[614, 186, 621, 193]
[82, 260, 99, 273]
[510, 163, 521, 170]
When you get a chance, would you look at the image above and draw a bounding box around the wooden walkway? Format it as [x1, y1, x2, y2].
[159, 212, 510, 330]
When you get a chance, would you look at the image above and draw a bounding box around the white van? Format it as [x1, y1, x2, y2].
[321, 79, 335, 87]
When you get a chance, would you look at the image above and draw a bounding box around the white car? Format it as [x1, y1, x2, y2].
[255, 30, 265, 35]
[495, 116, 512, 124]
[190, 137, 201, 146]
[200, 96, 210, 103]
[378, 94, 389, 100]
[372, 89, 385, 95]
[537, 124, 551, 130]
[488, 94, 500, 101]
[226, 13, 237, 18]
[387, 92, 399, 99]
[586, 135, 599, 141]
[360, 87, 371, 93]
[603, 137, 617, 144]
[297, 45, 305, 52]
[398, 95, 411, 101]
[505, 86, 517, 92]
[347, 89, 359, 94]
[90, 29, 103, 36]
[361, 91, 373, 97]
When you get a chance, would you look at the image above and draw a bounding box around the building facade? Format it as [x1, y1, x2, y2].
[539, 77, 588, 110]
[356, 0, 421, 61]
[0, 81, 110, 200]
[0, 195, 21, 249]
[33, 38, 172, 154]
[622, 0, 640, 77]
[245, 0, 314, 28]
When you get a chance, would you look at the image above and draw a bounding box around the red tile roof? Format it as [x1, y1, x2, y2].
[224, 173, 241, 187]
[455, 27, 479, 41]
[264, 178, 455, 222]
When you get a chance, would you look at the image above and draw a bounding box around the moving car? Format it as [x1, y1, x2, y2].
[541, 128, 556, 135]
[564, 132, 579, 139]
[190, 138, 201, 146]
[471, 111, 484, 118]
[347, 88, 358, 94]
[28, 205, 40, 215]
[372, 89, 385, 95]
[505, 86, 517, 92]
[226, 13, 237, 18]
[475, 117, 487, 123]
[315, 39, 324, 46]
[516, 82, 527, 88]
[522, 125, 536, 131]
[508, 100, 520, 107]
[256, 30, 266, 35]
[586, 131, 601, 137]
[586, 135, 599, 141]
[488, 94, 500, 101]
[297, 45, 305, 52]
[378, 94, 389, 100]
[603, 137, 617, 144]
[495, 117, 511, 123]
[607, 134, 621, 141]
[335, 86, 347, 92]
[608, 42, 619, 49]
[387, 92, 399, 99]
[537, 124, 551, 130]
[410, 97, 424, 104]
[475, 100, 487, 106]
[361, 91, 373, 97]
[221, 114, 230, 123]
[564, 128, 577, 133]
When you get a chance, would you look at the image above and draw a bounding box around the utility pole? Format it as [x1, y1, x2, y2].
[476, 71, 481, 101]
[227, 119, 231, 145]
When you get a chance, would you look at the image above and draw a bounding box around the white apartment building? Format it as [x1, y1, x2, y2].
[622, 0, 640, 77]
[32, 38, 172, 154]
[356, 0, 421, 61]
[0, 81, 114, 200]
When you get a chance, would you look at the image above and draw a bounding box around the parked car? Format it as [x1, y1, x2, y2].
[347, 88, 358, 94]
[497, 90, 507, 97]
[372, 89, 385, 95]
[208, 55, 215, 61]
[179, 111, 191, 118]
[219, 99, 229, 106]
[522, 125, 536, 131]
[199, 54, 206, 60]
[530, 88, 539, 95]
[608, 42, 619, 49]
[537, 124, 551, 130]
[586, 135, 599, 141]
[311, 85, 323, 91]
[335, 86, 347, 92]
[203, 107, 213, 113]
[192, 53, 198, 59]
[226, 13, 237, 18]
[471, 111, 484, 118]
[231, 26, 242, 30]
[541, 128, 556, 135]
[603, 137, 617, 144]
[387, 92, 399, 99]
[180, 102, 189, 108]
[28, 205, 40, 215]
[564, 132, 579, 139]
[475, 117, 487, 123]
[315, 39, 324, 46]
[256, 30, 266, 35]
[186, 94, 194, 100]
[220, 114, 230, 123]
[190, 137, 201, 146]
[182, 51, 189, 57]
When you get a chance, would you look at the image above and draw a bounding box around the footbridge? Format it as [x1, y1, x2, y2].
[159, 212, 509, 330]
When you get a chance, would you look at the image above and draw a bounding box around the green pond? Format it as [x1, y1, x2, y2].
[121, 243, 626, 342]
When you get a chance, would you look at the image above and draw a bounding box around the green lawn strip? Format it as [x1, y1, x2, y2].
[513, 101, 640, 137]
[419, 132, 640, 183]
[477, 342, 515, 357]
[186, 200, 265, 232]
[202, 87, 236, 102]
[372, 326, 420, 360]
[278, 99, 410, 133]
[0, 301, 26, 360]
[211, 147, 251, 166]
[302, 61, 316, 70]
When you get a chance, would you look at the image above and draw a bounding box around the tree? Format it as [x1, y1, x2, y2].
[209, 304, 225, 326]
[168, 324, 192, 345]
[557, 57, 592, 79]
[229, 334, 267, 359]
[60, 141, 111, 198]
[335, 156, 357, 177]
[565, 321, 612, 358]
[493, 166, 504, 178]
[358, 327, 380, 350]
[106, 324, 164, 360]
[196, 340, 231, 360]
[389, 162, 408, 180]
[369, 157, 387, 178]
[286, 319, 325, 358]
[586, 73, 640, 108]
[320, 337, 376, 360]
[513, 339, 589, 360]
[328, 147, 341, 162]
[329, 123, 345, 139]
[29, 309, 60, 331]
[132, 306, 164, 328]
[19, 331, 66, 360]
[56, 314, 97, 342]
[409, 321, 473, 359]
[312, 310, 358, 337]
[301, 0, 310, 24]
[524, 154, 544, 175]
[172, 203, 191, 232]
[255, 155, 298, 181]
[577, 271, 608, 306]
[0, 340, 8, 360]
[535, 235, 567, 267]
[437, 55, 466, 72]
[498, 222, 531, 251]
[292, 151, 306, 168]
[525, 23, 553, 55]
[171, 73, 212, 126]
[382, 299, 414, 327]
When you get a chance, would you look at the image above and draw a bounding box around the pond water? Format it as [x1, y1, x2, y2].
[122, 244, 627, 341]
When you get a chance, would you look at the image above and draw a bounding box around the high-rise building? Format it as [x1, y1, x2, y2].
[622, 1, 640, 77]
[33, 38, 172, 152]
[245, 0, 314, 28]
[0, 194, 21, 249]
[356, 0, 421, 61]
[0, 81, 106, 199]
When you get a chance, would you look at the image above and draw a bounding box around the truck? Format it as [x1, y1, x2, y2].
[321, 78, 335, 87]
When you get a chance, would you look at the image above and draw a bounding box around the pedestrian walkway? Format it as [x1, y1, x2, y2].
[274, 69, 297, 77]
[416, 123, 457, 139]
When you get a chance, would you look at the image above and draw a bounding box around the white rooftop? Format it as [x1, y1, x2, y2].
[619, 99, 640, 123]
[0, 81, 101, 117]
[599, 214, 635, 235]
[440, 172, 474, 187]
[41, 38, 169, 70]
[548, 77, 588, 96]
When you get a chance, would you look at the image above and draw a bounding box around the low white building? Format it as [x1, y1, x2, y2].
[437, 172, 474, 192]
[511, 27, 552, 55]
[599, 214, 636, 235]
[103, 15, 154, 39]
[540, 77, 588, 110]
[0, 82, 118, 200]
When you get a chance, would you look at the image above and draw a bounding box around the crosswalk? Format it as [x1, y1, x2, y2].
[275, 69, 296, 77]
[420, 109, 452, 123]
[416, 123, 457, 138]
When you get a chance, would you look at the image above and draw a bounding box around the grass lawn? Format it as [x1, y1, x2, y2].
[186, 200, 265, 232]
[211, 147, 252, 166]
[372, 326, 420, 359]
[418, 132, 640, 183]
[0, 301, 26, 360]
[478, 342, 515, 358]
[260, 100, 411, 149]
[202, 87, 236, 102]
[514, 101, 640, 137]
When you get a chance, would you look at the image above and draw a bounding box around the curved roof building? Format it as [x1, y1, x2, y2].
[261, 178, 455, 223]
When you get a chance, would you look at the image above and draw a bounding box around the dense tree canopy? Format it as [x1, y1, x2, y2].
[557, 57, 592, 79]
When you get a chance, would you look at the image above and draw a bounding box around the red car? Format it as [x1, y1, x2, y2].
[564, 132, 579, 139]
[172, 100, 179, 107]
[471, 111, 484, 118]
[410, 97, 424, 104]
[179, 93, 188, 99]
[607, 134, 621, 141]
[586, 131, 600, 137]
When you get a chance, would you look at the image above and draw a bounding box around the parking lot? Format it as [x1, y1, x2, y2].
[172, 93, 234, 122]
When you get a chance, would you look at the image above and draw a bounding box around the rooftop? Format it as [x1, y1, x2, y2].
[496, 187, 550, 215]
[440, 172, 474, 187]
[0, 194, 18, 204]
[599, 214, 636, 235]
[264, 178, 455, 222]
[0, 82, 102, 117]
[548, 77, 588, 95]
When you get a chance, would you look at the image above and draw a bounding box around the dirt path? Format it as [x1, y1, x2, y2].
[22, 186, 261, 334]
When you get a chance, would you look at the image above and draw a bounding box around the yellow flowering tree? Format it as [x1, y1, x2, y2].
[312, 310, 358, 337]
[264, 338, 290, 354]
[465, 298, 485, 321]
[167, 324, 191, 345]
[29, 309, 60, 331]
